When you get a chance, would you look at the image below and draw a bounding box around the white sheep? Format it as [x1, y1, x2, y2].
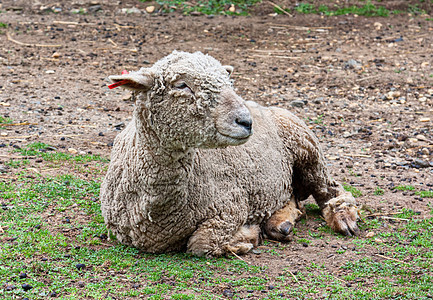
[100, 51, 359, 257]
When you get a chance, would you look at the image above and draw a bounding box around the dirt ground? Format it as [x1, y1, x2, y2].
[0, 0, 432, 297]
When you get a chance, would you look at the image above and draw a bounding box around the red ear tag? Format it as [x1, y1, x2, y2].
[108, 79, 129, 89]
[121, 70, 129, 75]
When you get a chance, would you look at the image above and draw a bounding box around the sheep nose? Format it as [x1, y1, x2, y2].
[235, 117, 252, 133]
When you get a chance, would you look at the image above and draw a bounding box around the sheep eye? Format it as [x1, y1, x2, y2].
[174, 81, 192, 92]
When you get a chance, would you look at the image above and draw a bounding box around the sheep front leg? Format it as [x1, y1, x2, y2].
[303, 161, 360, 236]
[264, 196, 304, 241]
[187, 218, 259, 257]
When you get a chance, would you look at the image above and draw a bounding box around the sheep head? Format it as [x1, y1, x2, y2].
[109, 51, 252, 151]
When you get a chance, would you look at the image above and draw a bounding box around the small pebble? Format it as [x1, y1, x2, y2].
[22, 283, 33, 291]
[75, 263, 86, 270]
[145, 6, 155, 13]
[222, 289, 234, 298]
[77, 281, 85, 288]
[19, 272, 27, 279]
[366, 232, 375, 238]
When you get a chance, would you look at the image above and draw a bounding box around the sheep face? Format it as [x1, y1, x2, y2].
[109, 51, 252, 150]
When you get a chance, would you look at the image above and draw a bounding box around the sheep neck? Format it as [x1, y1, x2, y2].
[132, 107, 196, 211]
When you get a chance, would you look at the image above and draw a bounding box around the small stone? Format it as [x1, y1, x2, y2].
[386, 91, 401, 100]
[132, 283, 140, 289]
[222, 289, 234, 298]
[22, 283, 33, 291]
[374, 22, 383, 30]
[75, 263, 86, 270]
[290, 100, 305, 108]
[19, 272, 27, 279]
[229, 4, 236, 12]
[88, 5, 102, 13]
[52, 52, 60, 59]
[45, 70, 55, 74]
[145, 6, 155, 13]
[346, 59, 361, 69]
[313, 97, 324, 104]
[302, 242, 308, 247]
[251, 249, 262, 255]
[5, 285, 16, 291]
[68, 148, 78, 154]
[414, 159, 430, 168]
[77, 281, 85, 287]
[121, 7, 141, 14]
[50, 291, 58, 297]
[366, 232, 375, 238]
[419, 118, 430, 122]
[113, 122, 125, 128]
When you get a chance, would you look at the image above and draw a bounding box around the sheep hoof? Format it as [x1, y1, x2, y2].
[225, 242, 254, 255]
[323, 200, 360, 236]
[265, 220, 295, 242]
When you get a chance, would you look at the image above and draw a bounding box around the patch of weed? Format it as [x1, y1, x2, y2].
[295, 1, 391, 17]
[374, 187, 384, 196]
[148, 0, 261, 15]
[416, 190, 433, 198]
[0, 22, 8, 28]
[394, 185, 415, 191]
[14, 142, 109, 164]
[343, 184, 362, 198]
[0, 115, 13, 129]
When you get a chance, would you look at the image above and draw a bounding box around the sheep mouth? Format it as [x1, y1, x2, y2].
[217, 132, 251, 145]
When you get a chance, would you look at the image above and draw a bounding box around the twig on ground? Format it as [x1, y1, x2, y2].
[229, 250, 250, 264]
[332, 275, 347, 284]
[366, 211, 404, 217]
[375, 253, 408, 264]
[356, 74, 381, 82]
[251, 54, 301, 59]
[7, 32, 62, 48]
[267, 1, 293, 17]
[379, 216, 410, 222]
[287, 270, 298, 282]
[108, 38, 117, 47]
[2, 122, 37, 127]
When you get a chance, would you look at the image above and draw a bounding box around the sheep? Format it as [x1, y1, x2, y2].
[100, 50, 359, 257]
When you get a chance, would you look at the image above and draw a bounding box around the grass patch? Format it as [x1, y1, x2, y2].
[343, 184, 362, 198]
[394, 185, 416, 191]
[0, 22, 8, 28]
[13, 142, 109, 164]
[295, 1, 392, 17]
[0, 115, 13, 129]
[344, 209, 433, 299]
[374, 187, 384, 196]
[144, 0, 261, 15]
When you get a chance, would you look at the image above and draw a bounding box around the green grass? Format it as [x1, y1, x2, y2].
[343, 183, 363, 198]
[144, 0, 261, 15]
[13, 142, 109, 164]
[295, 1, 392, 17]
[374, 187, 384, 196]
[0, 22, 8, 28]
[0, 115, 13, 129]
[394, 185, 416, 191]
[1, 141, 433, 298]
[341, 209, 433, 299]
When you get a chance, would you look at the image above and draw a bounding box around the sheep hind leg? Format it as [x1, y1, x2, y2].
[187, 217, 259, 257]
[224, 225, 261, 255]
[264, 196, 304, 242]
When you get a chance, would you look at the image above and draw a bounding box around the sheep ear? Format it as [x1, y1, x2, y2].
[223, 65, 234, 77]
[108, 72, 153, 91]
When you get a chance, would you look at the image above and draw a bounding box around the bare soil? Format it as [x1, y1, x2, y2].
[0, 0, 432, 298]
